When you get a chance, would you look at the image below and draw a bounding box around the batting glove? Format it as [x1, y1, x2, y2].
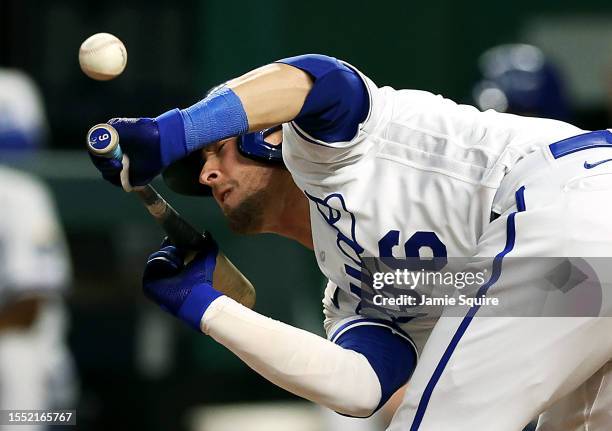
[89, 109, 188, 187]
[142, 237, 222, 330]
[90, 86, 249, 188]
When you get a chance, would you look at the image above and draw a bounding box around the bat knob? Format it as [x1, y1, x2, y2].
[87, 123, 121, 160]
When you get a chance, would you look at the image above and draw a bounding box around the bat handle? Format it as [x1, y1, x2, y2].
[87, 123, 122, 161]
[87, 123, 136, 192]
[135, 184, 213, 250]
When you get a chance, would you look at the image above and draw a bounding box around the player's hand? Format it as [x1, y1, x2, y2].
[89, 109, 188, 187]
[142, 237, 222, 330]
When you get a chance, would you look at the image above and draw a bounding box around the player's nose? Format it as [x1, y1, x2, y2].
[199, 161, 222, 188]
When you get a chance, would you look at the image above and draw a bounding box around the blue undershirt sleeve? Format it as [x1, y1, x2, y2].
[334, 324, 417, 416]
[276, 54, 370, 143]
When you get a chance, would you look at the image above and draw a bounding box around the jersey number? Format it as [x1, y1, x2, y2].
[378, 230, 447, 270]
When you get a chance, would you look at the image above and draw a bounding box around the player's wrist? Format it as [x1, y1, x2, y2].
[177, 282, 224, 331]
[180, 86, 249, 152]
[199, 293, 233, 333]
[156, 108, 188, 166]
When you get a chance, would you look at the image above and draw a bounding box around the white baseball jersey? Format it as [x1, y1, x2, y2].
[0, 70, 75, 422]
[0, 166, 70, 303]
[0, 166, 75, 418]
[281, 67, 581, 351]
[282, 66, 612, 430]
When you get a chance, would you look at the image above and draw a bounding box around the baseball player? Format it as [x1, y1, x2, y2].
[0, 67, 76, 428]
[90, 54, 612, 430]
[471, 43, 571, 121]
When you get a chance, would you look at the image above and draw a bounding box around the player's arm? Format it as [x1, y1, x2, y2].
[90, 54, 370, 187]
[143, 240, 415, 417]
[227, 54, 370, 140]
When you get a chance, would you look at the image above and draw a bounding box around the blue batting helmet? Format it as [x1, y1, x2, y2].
[472, 44, 570, 121]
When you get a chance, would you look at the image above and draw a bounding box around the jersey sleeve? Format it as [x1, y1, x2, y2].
[276, 54, 369, 144]
[321, 280, 418, 413]
[322, 280, 417, 351]
[280, 59, 389, 173]
[0, 169, 71, 302]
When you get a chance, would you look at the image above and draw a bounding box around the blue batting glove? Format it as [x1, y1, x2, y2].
[90, 87, 250, 187]
[142, 237, 222, 330]
[89, 110, 188, 187]
[89, 86, 250, 188]
[88, 152, 123, 187]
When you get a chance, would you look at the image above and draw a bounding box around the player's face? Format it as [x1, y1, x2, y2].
[199, 137, 280, 234]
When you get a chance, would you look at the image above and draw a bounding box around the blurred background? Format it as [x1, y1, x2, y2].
[0, 0, 611, 430]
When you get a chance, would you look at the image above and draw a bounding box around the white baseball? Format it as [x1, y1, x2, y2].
[79, 33, 127, 81]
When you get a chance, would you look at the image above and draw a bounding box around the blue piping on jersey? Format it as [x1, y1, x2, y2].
[549, 130, 612, 159]
[306, 191, 420, 325]
[345, 263, 373, 286]
[349, 283, 362, 296]
[290, 122, 333, 147]
[331, 286, 341, 309]
[515, 185, 526, 212]
[409, 186, 526, 430]
[329, 317, 415, 347]
[304, 191, 365, 271]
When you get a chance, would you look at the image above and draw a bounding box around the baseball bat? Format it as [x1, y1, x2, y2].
[86, 123, 256, 308]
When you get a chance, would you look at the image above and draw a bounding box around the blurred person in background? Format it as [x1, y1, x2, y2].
[471, 43, 571, 121]
[0, 67, 77, 428]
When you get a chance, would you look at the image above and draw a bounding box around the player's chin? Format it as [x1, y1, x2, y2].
[224, 193, 265, 235]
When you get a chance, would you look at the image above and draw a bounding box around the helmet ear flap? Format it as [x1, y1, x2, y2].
[162, 151, 211, 196]
[237, 125, 284, 165]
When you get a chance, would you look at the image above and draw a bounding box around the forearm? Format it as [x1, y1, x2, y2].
[202, 296, 382, 417]
[179, 55, 366, 151]
[227, 63, 313, 131]
[136, 55, 365, 171]
[142, 244, 413, 417]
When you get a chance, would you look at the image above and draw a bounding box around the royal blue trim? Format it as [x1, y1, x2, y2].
[278, 54, 369, 143]
[290, 122, 331, 147]
[409, 188, 526, 430]
[329, 317, 414, 343]
[304, 191, 365, 270]
[331, 318, 386, 342]
[335, 324, 417, 416]
[344, 264, 362, 280]
[549, 130, 612, 159]
[349, 283, 362, 296]
[345, 263, 373, 286]
[331, 286, 340, 309]
[515, 185, 526, 212]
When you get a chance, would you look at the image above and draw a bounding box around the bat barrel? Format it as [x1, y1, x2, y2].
[86, 123, 122, 160]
